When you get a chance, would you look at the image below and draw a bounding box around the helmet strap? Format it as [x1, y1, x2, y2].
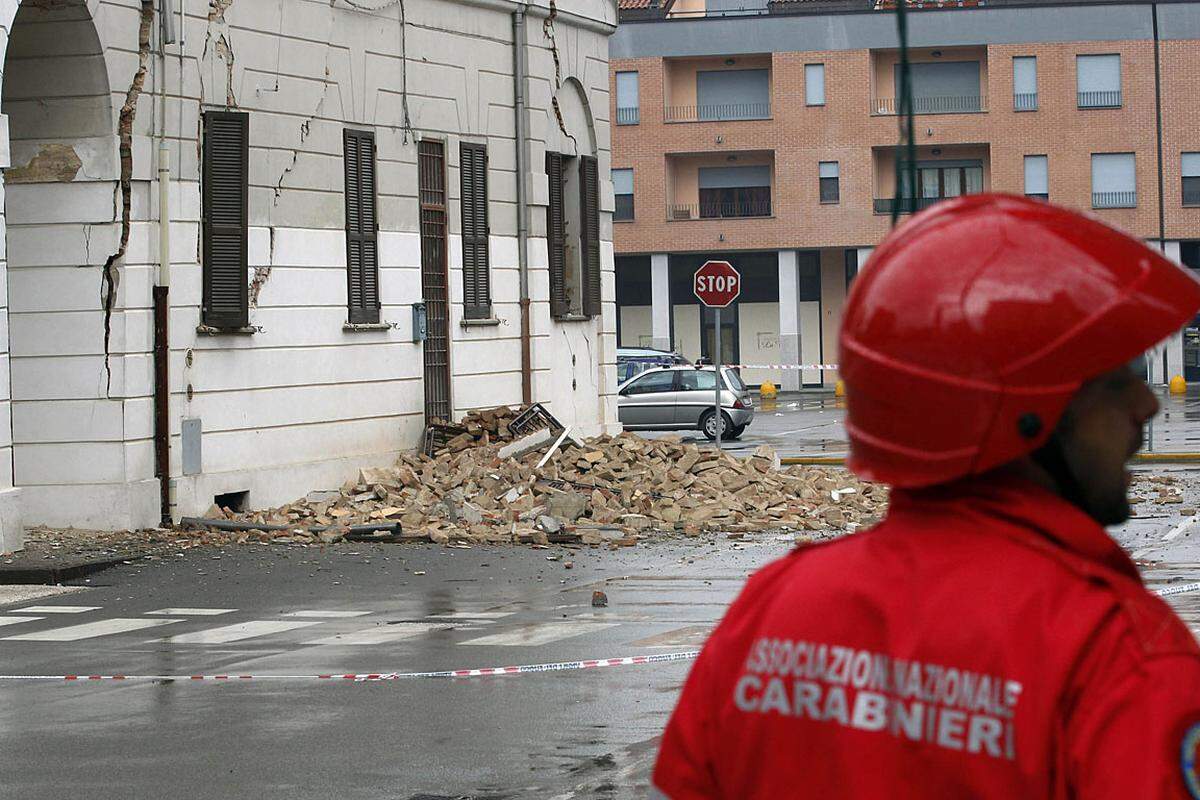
[1031, 433, 1088, 512]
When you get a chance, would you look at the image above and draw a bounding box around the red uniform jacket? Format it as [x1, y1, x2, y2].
[653, 476, 1200, 799]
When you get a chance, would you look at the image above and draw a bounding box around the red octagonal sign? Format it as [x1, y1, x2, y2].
[694, 260, 741, 308]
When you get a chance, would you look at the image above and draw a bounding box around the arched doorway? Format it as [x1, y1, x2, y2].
[2, 0, 132, 532]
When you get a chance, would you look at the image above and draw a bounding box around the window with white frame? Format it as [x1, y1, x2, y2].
[1013, 56, 1037, 111]
[1023, 155, 1048, 200]
[1091, 153, 1135, 208]
[819, 161, 839, 203]
[613, 168, 634, 220]
[805, 64, 825, 106]
[1077, 54, 1121, 108]
[1183, 153, 1200, 207]
[616, 71, 639, 125]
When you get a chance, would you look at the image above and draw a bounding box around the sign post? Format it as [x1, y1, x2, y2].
[693, 260, 742, 450]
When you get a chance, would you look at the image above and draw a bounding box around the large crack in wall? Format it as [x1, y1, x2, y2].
[101, 0, 155, 396]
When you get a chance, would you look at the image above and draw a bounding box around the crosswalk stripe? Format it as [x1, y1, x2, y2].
[146, 608, 236, 616]
[280, 610, 371, 618]
[459, 622, 619, 647]
[304, 623, 455, 646]
[153, 620, 323, 644]
[426, 612, 514, 620]
[14, 605, 99, 614]
[0, 616, 42, 628]
[4, 618, 182, 642]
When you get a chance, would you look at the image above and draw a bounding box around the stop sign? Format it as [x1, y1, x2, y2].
[693, 260, 741, 308]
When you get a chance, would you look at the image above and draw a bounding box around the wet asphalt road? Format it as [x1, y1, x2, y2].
[0, 537, 791, 800]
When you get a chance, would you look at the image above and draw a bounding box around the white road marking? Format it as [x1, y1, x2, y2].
[14, 605, 99, 614]
[1165, 513, 1200, 541]
[146, 608, 236, 616]
[154, 620, 323, 644]
[0, 616, 42, 627]
[460, 622, 619, 647]
[4, 618, 182, 642]
[280, 610, 371, 618]
[304, 623, 455, 646]
[426, 612, 513, 620]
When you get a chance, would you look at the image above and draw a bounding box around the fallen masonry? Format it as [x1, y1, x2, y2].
[191, 421, 887, 547]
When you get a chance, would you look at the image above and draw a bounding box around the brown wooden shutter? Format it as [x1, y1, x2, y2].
[580, 155, 602, 318]
[344, 129, 380, 325]
[546, 152, 568, 318]
[202, 111, 249, 328]
[460, 143, 491, 320]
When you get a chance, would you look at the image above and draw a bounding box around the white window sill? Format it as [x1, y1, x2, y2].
[460, 318, 501, 328]
[196, 324, 258, 336]
[343, 322, 394, 332]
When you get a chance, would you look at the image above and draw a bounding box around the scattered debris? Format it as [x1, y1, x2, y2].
[214, 433, 885, 548]
[592, 590, 609, 608]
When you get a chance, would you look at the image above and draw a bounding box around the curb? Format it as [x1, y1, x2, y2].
[0, 555, 142, 586]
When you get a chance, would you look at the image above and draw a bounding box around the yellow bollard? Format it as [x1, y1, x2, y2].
[835, 379, 846, 398]
[1170, 374, 1187, 395]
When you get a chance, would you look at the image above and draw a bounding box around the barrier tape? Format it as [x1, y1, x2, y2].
[2, 584, 1198, 684]
[730, 364, 839, 371]
[0, 649, 701, 683]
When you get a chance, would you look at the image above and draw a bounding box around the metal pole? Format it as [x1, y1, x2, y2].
[714, 307, 722, 451]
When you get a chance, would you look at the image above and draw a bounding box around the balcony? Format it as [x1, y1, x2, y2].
[872, 95, 984, 116]
[1078, 90, 1122, 109]
[616, 107, 640, 125]
[665, 102, 770, 123]
[872, 197, 946, 215]
[1092, 191, 1136, 209]
[1014, 93, 1038, 111]
[670, 198, 772, 220]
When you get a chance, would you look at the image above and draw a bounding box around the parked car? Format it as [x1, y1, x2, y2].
[617, 365, 754, 440]
[616, 347, 689, 385]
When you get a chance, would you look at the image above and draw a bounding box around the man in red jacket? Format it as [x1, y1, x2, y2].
[653, 194, 1200, 799]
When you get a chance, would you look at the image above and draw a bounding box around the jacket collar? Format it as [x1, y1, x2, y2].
[889, 474, 1142, 582]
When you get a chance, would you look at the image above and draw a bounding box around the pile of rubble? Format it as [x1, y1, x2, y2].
[196, 426, 886, 547]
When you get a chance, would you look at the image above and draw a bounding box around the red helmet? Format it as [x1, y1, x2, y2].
[840, 193, 1200, 488]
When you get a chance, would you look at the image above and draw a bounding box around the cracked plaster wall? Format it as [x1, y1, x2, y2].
[0, 0, 616, 534]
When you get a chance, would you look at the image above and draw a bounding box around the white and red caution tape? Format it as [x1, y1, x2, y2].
[3, 584, 1199, 684]
[0, 649, 701, 683]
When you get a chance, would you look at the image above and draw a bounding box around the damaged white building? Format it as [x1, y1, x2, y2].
[0, 0, 620, 551]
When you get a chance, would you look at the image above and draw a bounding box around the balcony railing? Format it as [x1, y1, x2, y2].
[665, 103, 771, 123]
[616, 107, 640, 125]
[1014, 93, 1038, 111]
[615, 194, 635, 221]
[872, 95, 984, 116]
[1078, 90, 1122, 109]
[669, 199, 773, 220]
[873, 197, 946, 215]
[1092, 191, 1136, 209]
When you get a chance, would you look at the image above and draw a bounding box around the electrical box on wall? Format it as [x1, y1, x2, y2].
[412, 302, 428, 343]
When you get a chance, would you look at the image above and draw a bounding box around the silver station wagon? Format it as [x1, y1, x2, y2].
[617, 365, 755, 441]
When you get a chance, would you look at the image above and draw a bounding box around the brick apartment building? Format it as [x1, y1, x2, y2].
[609, 0, 1200, 391]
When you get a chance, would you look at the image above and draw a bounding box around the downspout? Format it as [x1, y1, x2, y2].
[513, 5, 533, 405]
[154, 0, 176, 525]
[1153, 3, 1168, 384]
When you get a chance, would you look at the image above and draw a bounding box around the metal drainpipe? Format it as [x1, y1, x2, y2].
[1153, 3, 1169, 385]
[154, 1, 175, 526]
[513, 5, 533, 405]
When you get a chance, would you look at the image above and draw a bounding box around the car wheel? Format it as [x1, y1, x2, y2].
[701, 410, 734, 441]
[728, 424, 746, 440]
